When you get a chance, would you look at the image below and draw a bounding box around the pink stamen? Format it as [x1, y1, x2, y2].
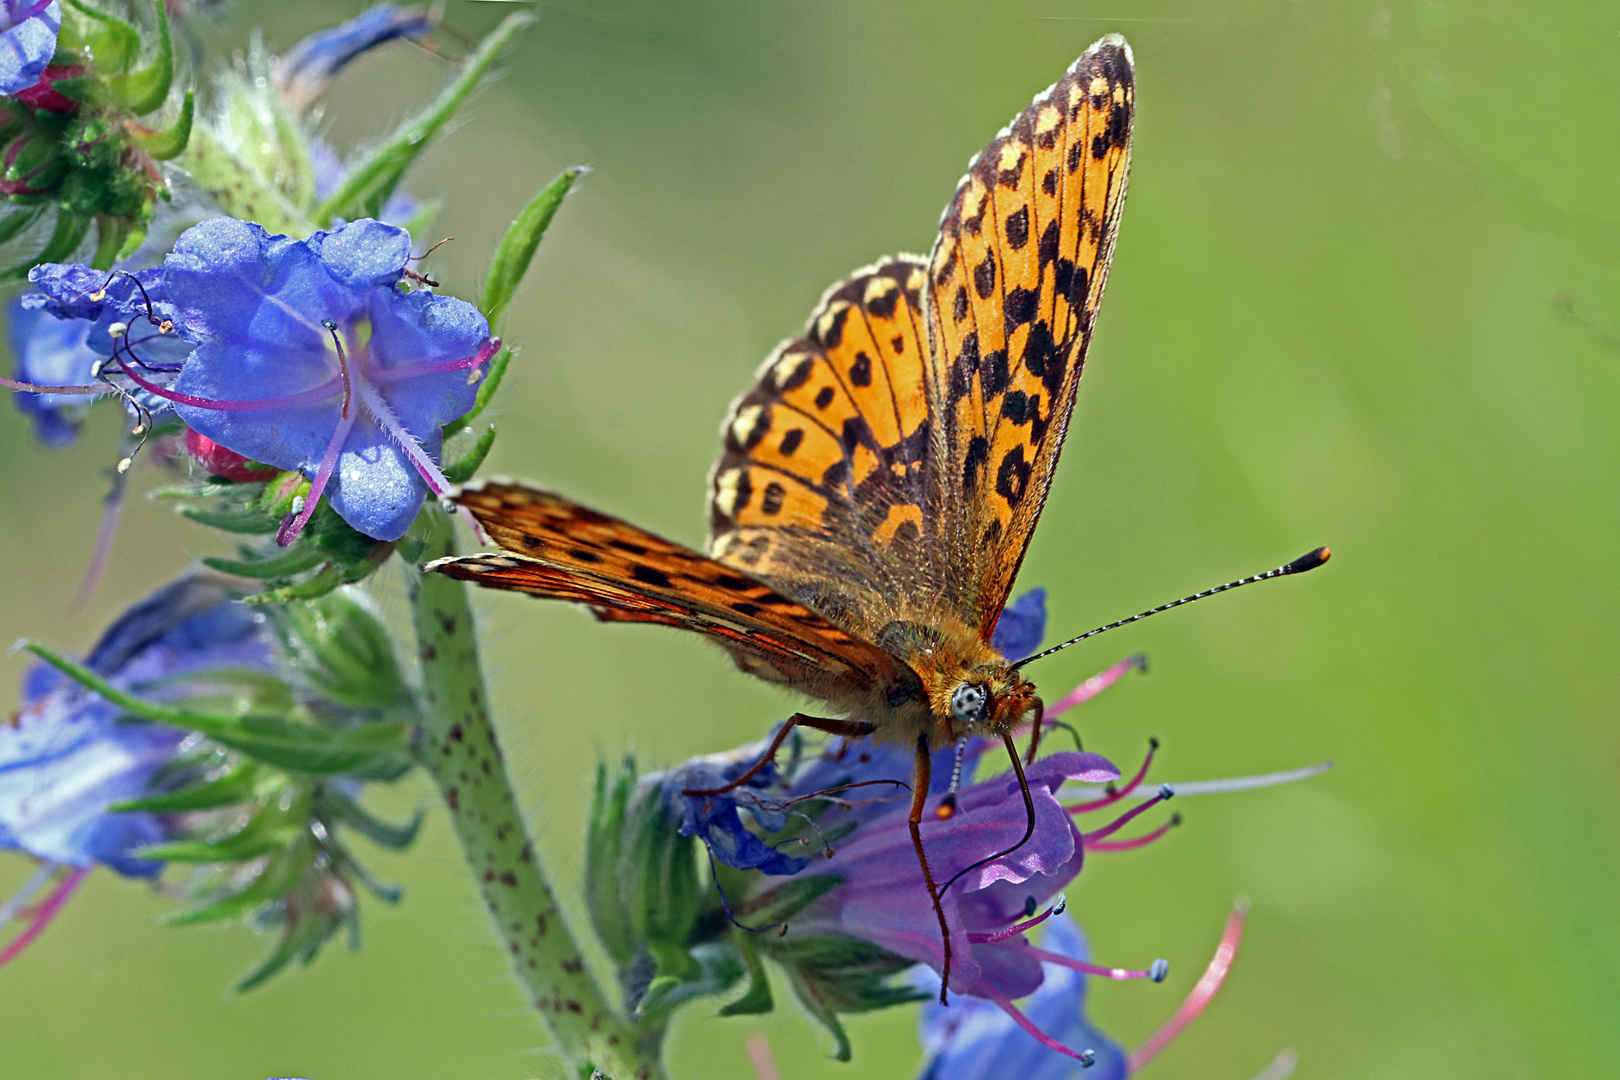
[358, 381, 449, 495]
[0, 866, 89, 970]
[117, 358, 343, 413]
[0, 375, 110, 396]
[363, 338, 500, 383]
[1127, 899, 1249, 1073]
[1069, 738, 1158, 815]
[746, 1033, 782, 1080]
[1081, 786, 1172, 844]
[1085, 813, 1179, 853]
[71, 468, 127, 612]
[967, 897, 1064, 944]
[277, 409, 357, 546]
[983, 986, 1096, 1064]
[1019, 942, 1165, 981]
[1046, 654, 1146, 719]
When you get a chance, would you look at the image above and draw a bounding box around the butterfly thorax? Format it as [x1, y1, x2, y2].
[874, 616, 1041, 747]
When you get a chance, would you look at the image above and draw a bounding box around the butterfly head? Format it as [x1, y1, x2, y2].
[942, 665, 1040, 742]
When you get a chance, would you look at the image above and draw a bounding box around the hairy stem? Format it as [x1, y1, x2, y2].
[408, 505, 665, 1078]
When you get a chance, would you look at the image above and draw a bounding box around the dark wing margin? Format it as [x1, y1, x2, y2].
[922, 35, 1135, 633]
[430, 479, 914, 696]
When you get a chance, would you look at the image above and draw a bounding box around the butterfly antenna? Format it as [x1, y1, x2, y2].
[1010, 547, 1331, 671]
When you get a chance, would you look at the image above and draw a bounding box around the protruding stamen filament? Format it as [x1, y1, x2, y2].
[115, 356, 342, 412]
[935, 737, 969, 820]
[1081, 785, 1173, 844]
[322, 320, 352, 419]
[1085, 812, 1181, 852]
[966, 894, 1066, 943]
[983, 986, 1097, 1065]
[1046, 653, 1147, 719]
[0, 865, 89, 970]
[1070, 739, 1159, 815]
[1127, 899, 1249, 1073]
[1020, 942, 1168, 982]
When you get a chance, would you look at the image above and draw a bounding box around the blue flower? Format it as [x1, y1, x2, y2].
[0, 0, 60, 96]
[0, 572, 275, 878]
[273, 4, 435, 113]
[915, 911, 1128, 1080]
[149, 216, 494, 542]
[992, 587, 1047, 661]
[6, 298, 99, 445]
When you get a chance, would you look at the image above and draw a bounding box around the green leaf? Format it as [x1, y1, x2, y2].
[585, 757, 637, 965]
[62, 0, 139, 73]
[443, 425, 497, 484]
[322, 789, 423, 851]
[718, 932, 774, 1016]
[162, 840, 313, 926]
[443, 347, 509, 437]
[312, 12, 535, 225]
[20, 642, 410, 775]
[3, 213, 88, 281]
[480, 167, 585, 327]
[0, 204, 45, 246]
[202, 544, 325, 580]
[737, 873, 842, 925]
[129, 87, 194, 160]
[103, 0, 173, 114]
[180, 505, 279, 534]
[634, 941, 745, 1021]
[241, 564, 344, 604]
[142, 794, 308, 862]
[111, 762, 262, 812]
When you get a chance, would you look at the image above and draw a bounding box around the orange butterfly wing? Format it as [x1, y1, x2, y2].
[924, 37, 1135, 633]
[708, 257, 941, 639]
[429, 480, 920, 704]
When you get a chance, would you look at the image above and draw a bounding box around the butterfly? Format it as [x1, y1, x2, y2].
[430, 34, 1137, 999]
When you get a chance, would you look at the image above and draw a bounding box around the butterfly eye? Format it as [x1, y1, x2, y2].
[950, 682, 988, 725]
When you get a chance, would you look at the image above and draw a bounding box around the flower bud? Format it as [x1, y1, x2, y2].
[184, 426, 275, 482]
[269, 588, 407, 711]
[12, 64, 87, 115]
[1, 131, 67, 196]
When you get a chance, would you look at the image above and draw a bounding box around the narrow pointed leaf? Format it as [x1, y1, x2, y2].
[129, 87, 194, 160]
[443, 425, 496, 484]
[112, 763, 261, 812]
[718, 933, 774, 1016]
[104, 0, 174, 114]
[480, 167, 584, 326]
[202, 545, 325, 579]
[324, 791, 423, 851]
[312, 12, 535, 225]
[63, 0, 140, 72]
[179, 506, 279, 533]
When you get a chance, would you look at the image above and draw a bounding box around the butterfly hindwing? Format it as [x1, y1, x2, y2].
[924, 36, 1134, 633]
[433, 480, 913, 696]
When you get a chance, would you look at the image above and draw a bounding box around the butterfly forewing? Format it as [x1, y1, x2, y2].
[433, 481, 913, 699]
[708, 257, 941, 637]
[924, 37, 1134, 634]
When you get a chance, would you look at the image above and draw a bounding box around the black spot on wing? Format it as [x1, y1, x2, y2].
[814, 386, 835, 410]
[849, 351, 873, 387]
[995, 445, 1031, 505]
[1005, 206, 1029, 250]
[974, 254, 996, 299]
[779, 428, 803, 456]
[632, 564, 672, 587]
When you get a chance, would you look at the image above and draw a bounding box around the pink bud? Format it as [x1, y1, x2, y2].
[12, 65, 85, 116]
[183, 427, 274, 482]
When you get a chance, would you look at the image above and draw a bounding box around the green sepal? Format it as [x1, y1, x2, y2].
[90, 215, 129, 270]
[103, 0, 173, 114]
[20, 642, 411, 775]
[140, 792, 309, 862]
[180, 506, 279, 534]
[161, 838, 314, 927]
[129, 87, 193, 160]
[110, 762, 262, 812]
[240, 564, 343, 604]
[202, 545, 326, 580]
[443, 347, 510, 437]
[769, 933, 926, 1060]
[322, 789, 423, 851]
[736, 873, 842, 926]
[268, 588, 407, 709]
[0, 204, 45, 246]
[717, 931, 774, 1017]
[234, 907, 331, 993]
[479, 166, 585, 327]
[62, 0, 140, 73]
[2, 211, 85, 280]
[47, 75, 105, 107]
[585, 757, 636, 965]
[443, 425, 496, 484]
[634, 941, 745, 1021]
[312, 12, 535, 225]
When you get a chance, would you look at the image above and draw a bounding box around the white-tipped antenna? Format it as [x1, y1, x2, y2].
[1010, 548, 1331, 670]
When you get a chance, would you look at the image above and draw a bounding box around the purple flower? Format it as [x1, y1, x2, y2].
[145, 216, 493, 542]
[273, 4, 435, 114]
[6, 298, 99, 445]
[0, 0, 60, 96]
[915, 911, 1128, 1079]
[991, 587, 1047, 661]
[0, 572, 276, 967]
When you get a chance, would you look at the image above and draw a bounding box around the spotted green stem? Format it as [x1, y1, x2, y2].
[407, 505, 666, 1079]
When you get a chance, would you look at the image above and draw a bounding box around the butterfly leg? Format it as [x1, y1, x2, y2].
[681, 713, 875, 797]
[907, 736, 955, 1005]
[1023, 697, 1047, 766]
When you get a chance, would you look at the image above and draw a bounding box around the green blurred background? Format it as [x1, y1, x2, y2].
[3, 0, 1618, 1077]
